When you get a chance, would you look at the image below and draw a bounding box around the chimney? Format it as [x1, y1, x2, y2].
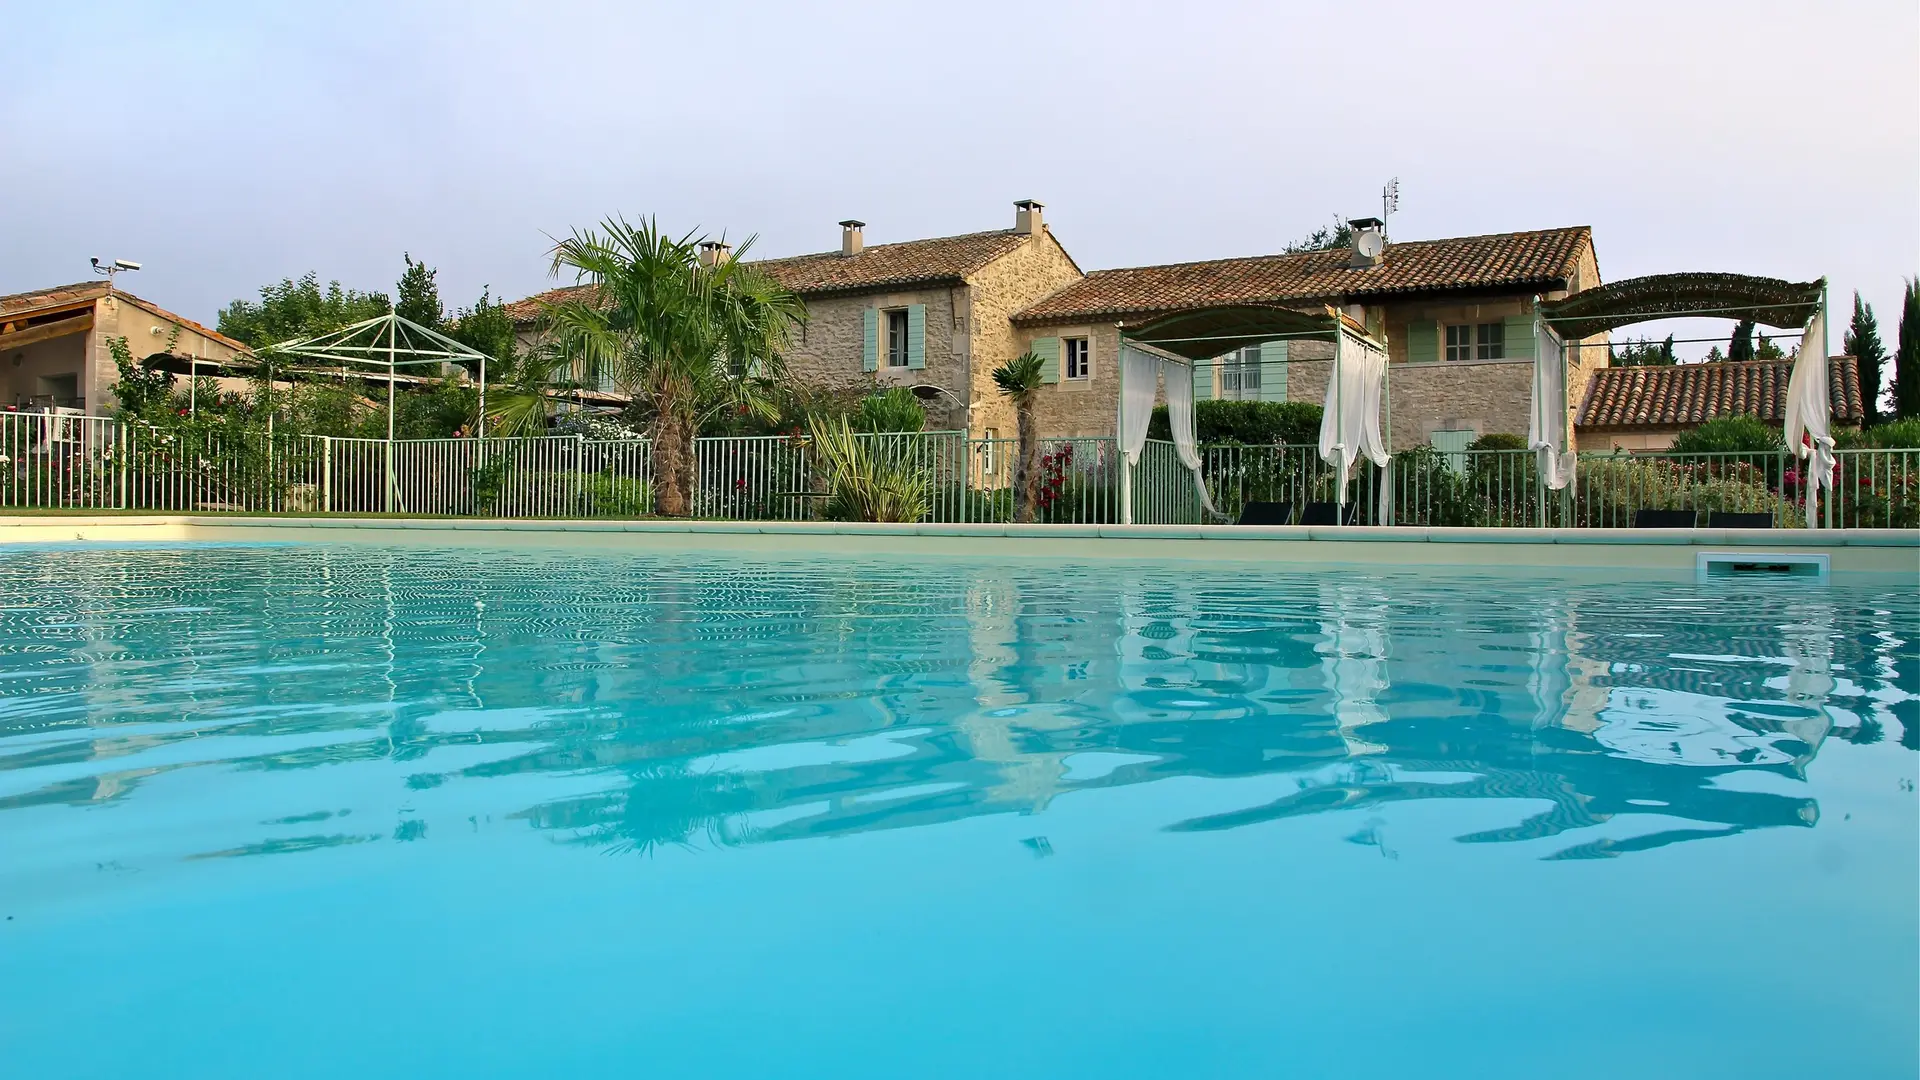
[698, 240, 732, 268]
[1014, 199, 1044, 235]
[1347, 217, 1385, 269]
[839, 219, 865, 256]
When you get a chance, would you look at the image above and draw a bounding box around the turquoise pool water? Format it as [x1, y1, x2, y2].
[0, 545, 1914, 1078]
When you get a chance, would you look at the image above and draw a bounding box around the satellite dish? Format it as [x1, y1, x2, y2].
[1355, 230, 1385, 259]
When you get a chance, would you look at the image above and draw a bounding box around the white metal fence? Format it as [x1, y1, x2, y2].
[3, 414, 1914, 528]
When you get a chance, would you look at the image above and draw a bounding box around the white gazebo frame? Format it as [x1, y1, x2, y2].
[262, 311, 494, 512]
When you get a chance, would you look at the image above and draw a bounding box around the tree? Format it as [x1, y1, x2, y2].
[1754, 333, 1787, 361]
[1844, 293, 1887, 426]
[992, 351, 1046, 523]
[1729, 319, 1756, 362]
[447, 287, 519, 366]
[1613, 335, 1676, 367]
[545, 217, 804, 516]
[1893, 278, 1920, 420]
[395, 254, 444, 329]
[217, 273, 389, 347]
[479, 342, 573, 437]
[1284, 217, 1352, 254]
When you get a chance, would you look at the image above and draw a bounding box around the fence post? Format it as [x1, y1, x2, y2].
[321, 437, 333, 514]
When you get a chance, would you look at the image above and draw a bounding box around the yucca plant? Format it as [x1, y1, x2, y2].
[992, 351, 1045, 523]
[806, 413, 930, 523]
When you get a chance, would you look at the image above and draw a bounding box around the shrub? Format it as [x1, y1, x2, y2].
[854, 387, 927, 433]
[1572, 456, 1799, 528]
[1836, 417, 1920, 450]
[1668, 415, 1784, 455]
[1392, 445, 1482, 526]
[587, 471, 652, 517]
[1148, 400, 1322, 445]
[1468, 432, 1526, 452]
[807, 414, 929, 522]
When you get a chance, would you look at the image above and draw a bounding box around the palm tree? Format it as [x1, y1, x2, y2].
[480, 341, 575, 437]
[544, 218, 803, 516]
[992, 351, 1045, 523]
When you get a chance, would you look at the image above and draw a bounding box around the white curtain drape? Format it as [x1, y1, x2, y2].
[1528, 318, 1576, 490]
[1318, 329, 1389, 505]
[1783, 306, 1835, 523]
[1162, 355, 1222, 518]
[1118, 345, 1161, 466]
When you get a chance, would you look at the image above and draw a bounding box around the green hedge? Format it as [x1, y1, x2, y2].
[1147, 400, 1323, 445]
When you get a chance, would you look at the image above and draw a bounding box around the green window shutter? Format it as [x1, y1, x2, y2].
[1032, 337, 1061, 383]
[1192, 358, 1212, 400]
[1405, 320, 1439, 364]
[862, 308, 879, 372]
[1503, 314, 1535, 361]
[907, 304, 927, 370]
[1259, 340, 1288, 401]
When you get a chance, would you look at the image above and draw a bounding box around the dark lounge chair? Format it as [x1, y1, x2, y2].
[1300, 502, 1360, 526]
[1707, 511, 1774, 529]
[1632, 509, 1698, 529]
[1236, 501, 1293, 526]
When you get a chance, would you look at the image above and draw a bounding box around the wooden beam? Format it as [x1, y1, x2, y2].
[0, 311, 93, 351]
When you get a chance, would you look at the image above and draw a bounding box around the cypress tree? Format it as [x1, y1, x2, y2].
[1729, 319, 1755, 362]
[1843, 292, 1886, 426]
[1893, 278, 1920, 419]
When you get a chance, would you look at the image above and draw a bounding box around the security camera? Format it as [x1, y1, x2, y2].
[90, 257, 102, 268]
[114, 260, 142, 271]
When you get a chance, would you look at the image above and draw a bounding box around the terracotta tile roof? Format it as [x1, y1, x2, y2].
[0, 281, 248, 351]
[1576, 356, 1864, 430]
[503, 229, 1037, 324]
[1014, 226, 1592, 325]
[0, 281, 110, 320]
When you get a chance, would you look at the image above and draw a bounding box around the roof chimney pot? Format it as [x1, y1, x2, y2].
[698, 240, 732, 268]
[1014, 199, 1044, 235]
[839, 219, 865, 257]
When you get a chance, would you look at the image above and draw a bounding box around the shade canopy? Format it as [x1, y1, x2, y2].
[1537, 272, 1824, 339]
[263, 312, 490, 371]
[1119, 304, 1369, 361]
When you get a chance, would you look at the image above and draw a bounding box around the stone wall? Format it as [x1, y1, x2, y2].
[1284, 354, 1534, 451]
[90, 295, 245, 414]
[782, 285, 971, 428]
[964, 228, 1087, 439]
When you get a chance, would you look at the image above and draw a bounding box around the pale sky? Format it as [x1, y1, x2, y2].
[5, 0, 1915, 367]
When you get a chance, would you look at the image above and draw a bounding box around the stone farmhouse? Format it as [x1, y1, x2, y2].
[506, 201, 1607, 451]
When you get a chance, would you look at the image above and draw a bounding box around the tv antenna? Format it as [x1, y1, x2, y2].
[91, 257, 142, 290]
[1381, 178, 1400, 234]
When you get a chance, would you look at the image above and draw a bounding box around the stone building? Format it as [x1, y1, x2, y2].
[505, 207, 1609, 450]
[1011, 221, 1606, 451]
[1, 282, 247, 415]
[503, 201, 1082, 440]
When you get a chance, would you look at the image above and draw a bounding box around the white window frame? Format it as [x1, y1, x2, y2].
[885, 309, 910, 368]
[1064, 336, 1091, 380]
[979, 429, 998, 474]
[1218, 347, 1263, 399]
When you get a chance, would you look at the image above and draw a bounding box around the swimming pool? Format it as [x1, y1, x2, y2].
[1, 544, 1914, 1078]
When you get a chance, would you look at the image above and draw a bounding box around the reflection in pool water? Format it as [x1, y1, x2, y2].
[0, 546, 1914, 1078]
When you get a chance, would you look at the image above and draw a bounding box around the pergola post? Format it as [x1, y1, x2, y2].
[1117, 328, 1133, 526]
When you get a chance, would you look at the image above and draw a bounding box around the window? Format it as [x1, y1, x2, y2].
[1476, 322, 1504, 360]
[979, 428, 998, 474]
[1064, 337, 1091, 380]
[1445, 324, 1473, 362]
[1219, 347, 1262, 399]
[886, 309, 910, 367]
[1445, 323, 1505, 361]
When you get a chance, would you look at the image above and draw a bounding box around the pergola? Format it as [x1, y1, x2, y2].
[1115, 304, 1391, 524]
[1535, 271, 1831, 524]
[262, 311, 494, 512]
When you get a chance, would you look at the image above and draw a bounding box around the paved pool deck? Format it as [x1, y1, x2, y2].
[2, 515, 1915, 573]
